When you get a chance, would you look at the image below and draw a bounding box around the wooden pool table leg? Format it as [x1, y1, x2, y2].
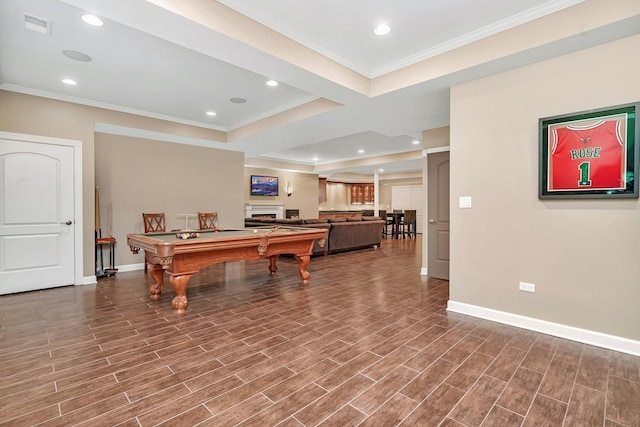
[169, 274, 192, 313]
[296, 255, 311, 282]
[268, 255, 279, 276]
[149, 264, 164, 300]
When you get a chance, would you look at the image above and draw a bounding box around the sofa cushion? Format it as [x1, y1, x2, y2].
[275, 218, 303, 225]
[328, 218, 347, 223]
[304, 218, 329, 224]
[346, 217, 363, 222]
[362, 216, 382, 221]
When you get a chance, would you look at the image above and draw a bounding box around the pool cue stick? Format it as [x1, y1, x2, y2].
[107, 201, 112, 237]
[106, 201, 117, 273]
[95, 187, 101, 235]
[95, 187, 104, 275]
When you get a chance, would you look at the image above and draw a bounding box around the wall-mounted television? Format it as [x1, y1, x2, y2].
[250, 175, 279, 196]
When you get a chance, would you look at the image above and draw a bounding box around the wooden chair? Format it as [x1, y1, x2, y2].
[379, 209, 391, 237]
[142, 213, 165, 271]
[198, 212, 218, 230]
[143, 213, 166, 233]
[400, 209, 417, 238]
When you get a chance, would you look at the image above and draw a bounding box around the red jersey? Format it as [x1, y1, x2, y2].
[549, 118, 625, 191]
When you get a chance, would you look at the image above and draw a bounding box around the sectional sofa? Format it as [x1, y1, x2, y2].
[244, 216, 385, 255]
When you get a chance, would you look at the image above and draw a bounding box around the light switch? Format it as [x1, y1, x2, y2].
[459, 196, 472, 208]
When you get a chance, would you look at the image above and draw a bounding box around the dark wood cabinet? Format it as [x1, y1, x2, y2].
[350, 184, 374, 205]
[319, 178, 327, 203]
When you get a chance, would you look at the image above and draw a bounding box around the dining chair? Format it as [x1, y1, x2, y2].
[379, 209, 391, 237]
[198, 212, 218, 230]
[142, 213, 166, 271]
[400, 209, 417, 238]
[387, 210, 405, 238]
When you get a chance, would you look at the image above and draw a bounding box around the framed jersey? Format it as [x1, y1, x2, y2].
[539, 102, 639, 199]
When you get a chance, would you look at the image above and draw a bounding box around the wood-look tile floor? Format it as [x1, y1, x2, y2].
[1, 237, 639, 426]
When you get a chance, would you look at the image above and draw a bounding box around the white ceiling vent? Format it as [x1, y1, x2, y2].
[24, 13, 52, 35]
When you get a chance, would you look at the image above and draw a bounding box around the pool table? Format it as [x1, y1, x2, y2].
[127, 226, 328, 313]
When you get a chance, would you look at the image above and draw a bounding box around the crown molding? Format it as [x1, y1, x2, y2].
[219, 0, 584, 79]
[371, 0, 585, 77]
[1, 83, 228, 131]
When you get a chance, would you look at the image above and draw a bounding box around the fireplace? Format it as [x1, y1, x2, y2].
[244, 204, 284, 219]
[252, 213, 276, 219]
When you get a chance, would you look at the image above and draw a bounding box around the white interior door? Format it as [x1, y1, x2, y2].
[391, 186, 412, 210]
[0, 137, 76, 294]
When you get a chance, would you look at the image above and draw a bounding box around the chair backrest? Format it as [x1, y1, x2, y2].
[404, 209, 417, 222]
[378, 209, 387, 219]
[143, 213, 165, 233]
[198, 212, 218, 230]
[362, 209, 374, 216]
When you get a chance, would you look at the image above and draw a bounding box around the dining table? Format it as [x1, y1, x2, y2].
[386, 211, 404, 239]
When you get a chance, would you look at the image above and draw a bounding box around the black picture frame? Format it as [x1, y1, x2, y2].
[539, 102, 639, 199]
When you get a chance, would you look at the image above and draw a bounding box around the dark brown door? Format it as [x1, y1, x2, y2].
[427, 151, 450, 279]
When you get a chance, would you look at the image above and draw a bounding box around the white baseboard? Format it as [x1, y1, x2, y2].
[81, 276, 97, 285]
[447, 300, 640, 356]
[116, 263, 145, 272]
[80, 263, 144, 285]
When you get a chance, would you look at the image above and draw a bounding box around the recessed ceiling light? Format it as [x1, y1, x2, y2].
[206, 111, 216, 116]
[412, 140, 420, 145]
[373, 24, 391, 36]
[379, 168, 384, 172]
[230, 97, 247, 104]
[81, 14, 104, 27]
[266, 80, 278, 87]
[61, 78, 77, 86]
[312, 156, 319, 162]
[358, 149, 365, 154]
[63, 50, 92, 62]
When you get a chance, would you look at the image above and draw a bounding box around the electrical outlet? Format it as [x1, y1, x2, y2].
[519, 282, 535, 292]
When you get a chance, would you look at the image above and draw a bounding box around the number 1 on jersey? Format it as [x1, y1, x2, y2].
[578, 162, 592, 186]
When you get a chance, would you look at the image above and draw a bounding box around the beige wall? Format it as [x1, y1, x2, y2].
[378, 182, 392, 211]
[450, 35, 640, 340]
[95, 133, 244, 267]
[0, 90, 231, 277]
[422, 126, 450, 150]
[319, 181, 351, 211]
[244, 167, 319, 219]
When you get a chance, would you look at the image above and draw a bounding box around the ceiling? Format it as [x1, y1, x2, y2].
[1, 0, 638, 180]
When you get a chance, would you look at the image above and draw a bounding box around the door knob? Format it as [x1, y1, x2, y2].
[61, 220, 73, 225]
[428, 219, 436, 224]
